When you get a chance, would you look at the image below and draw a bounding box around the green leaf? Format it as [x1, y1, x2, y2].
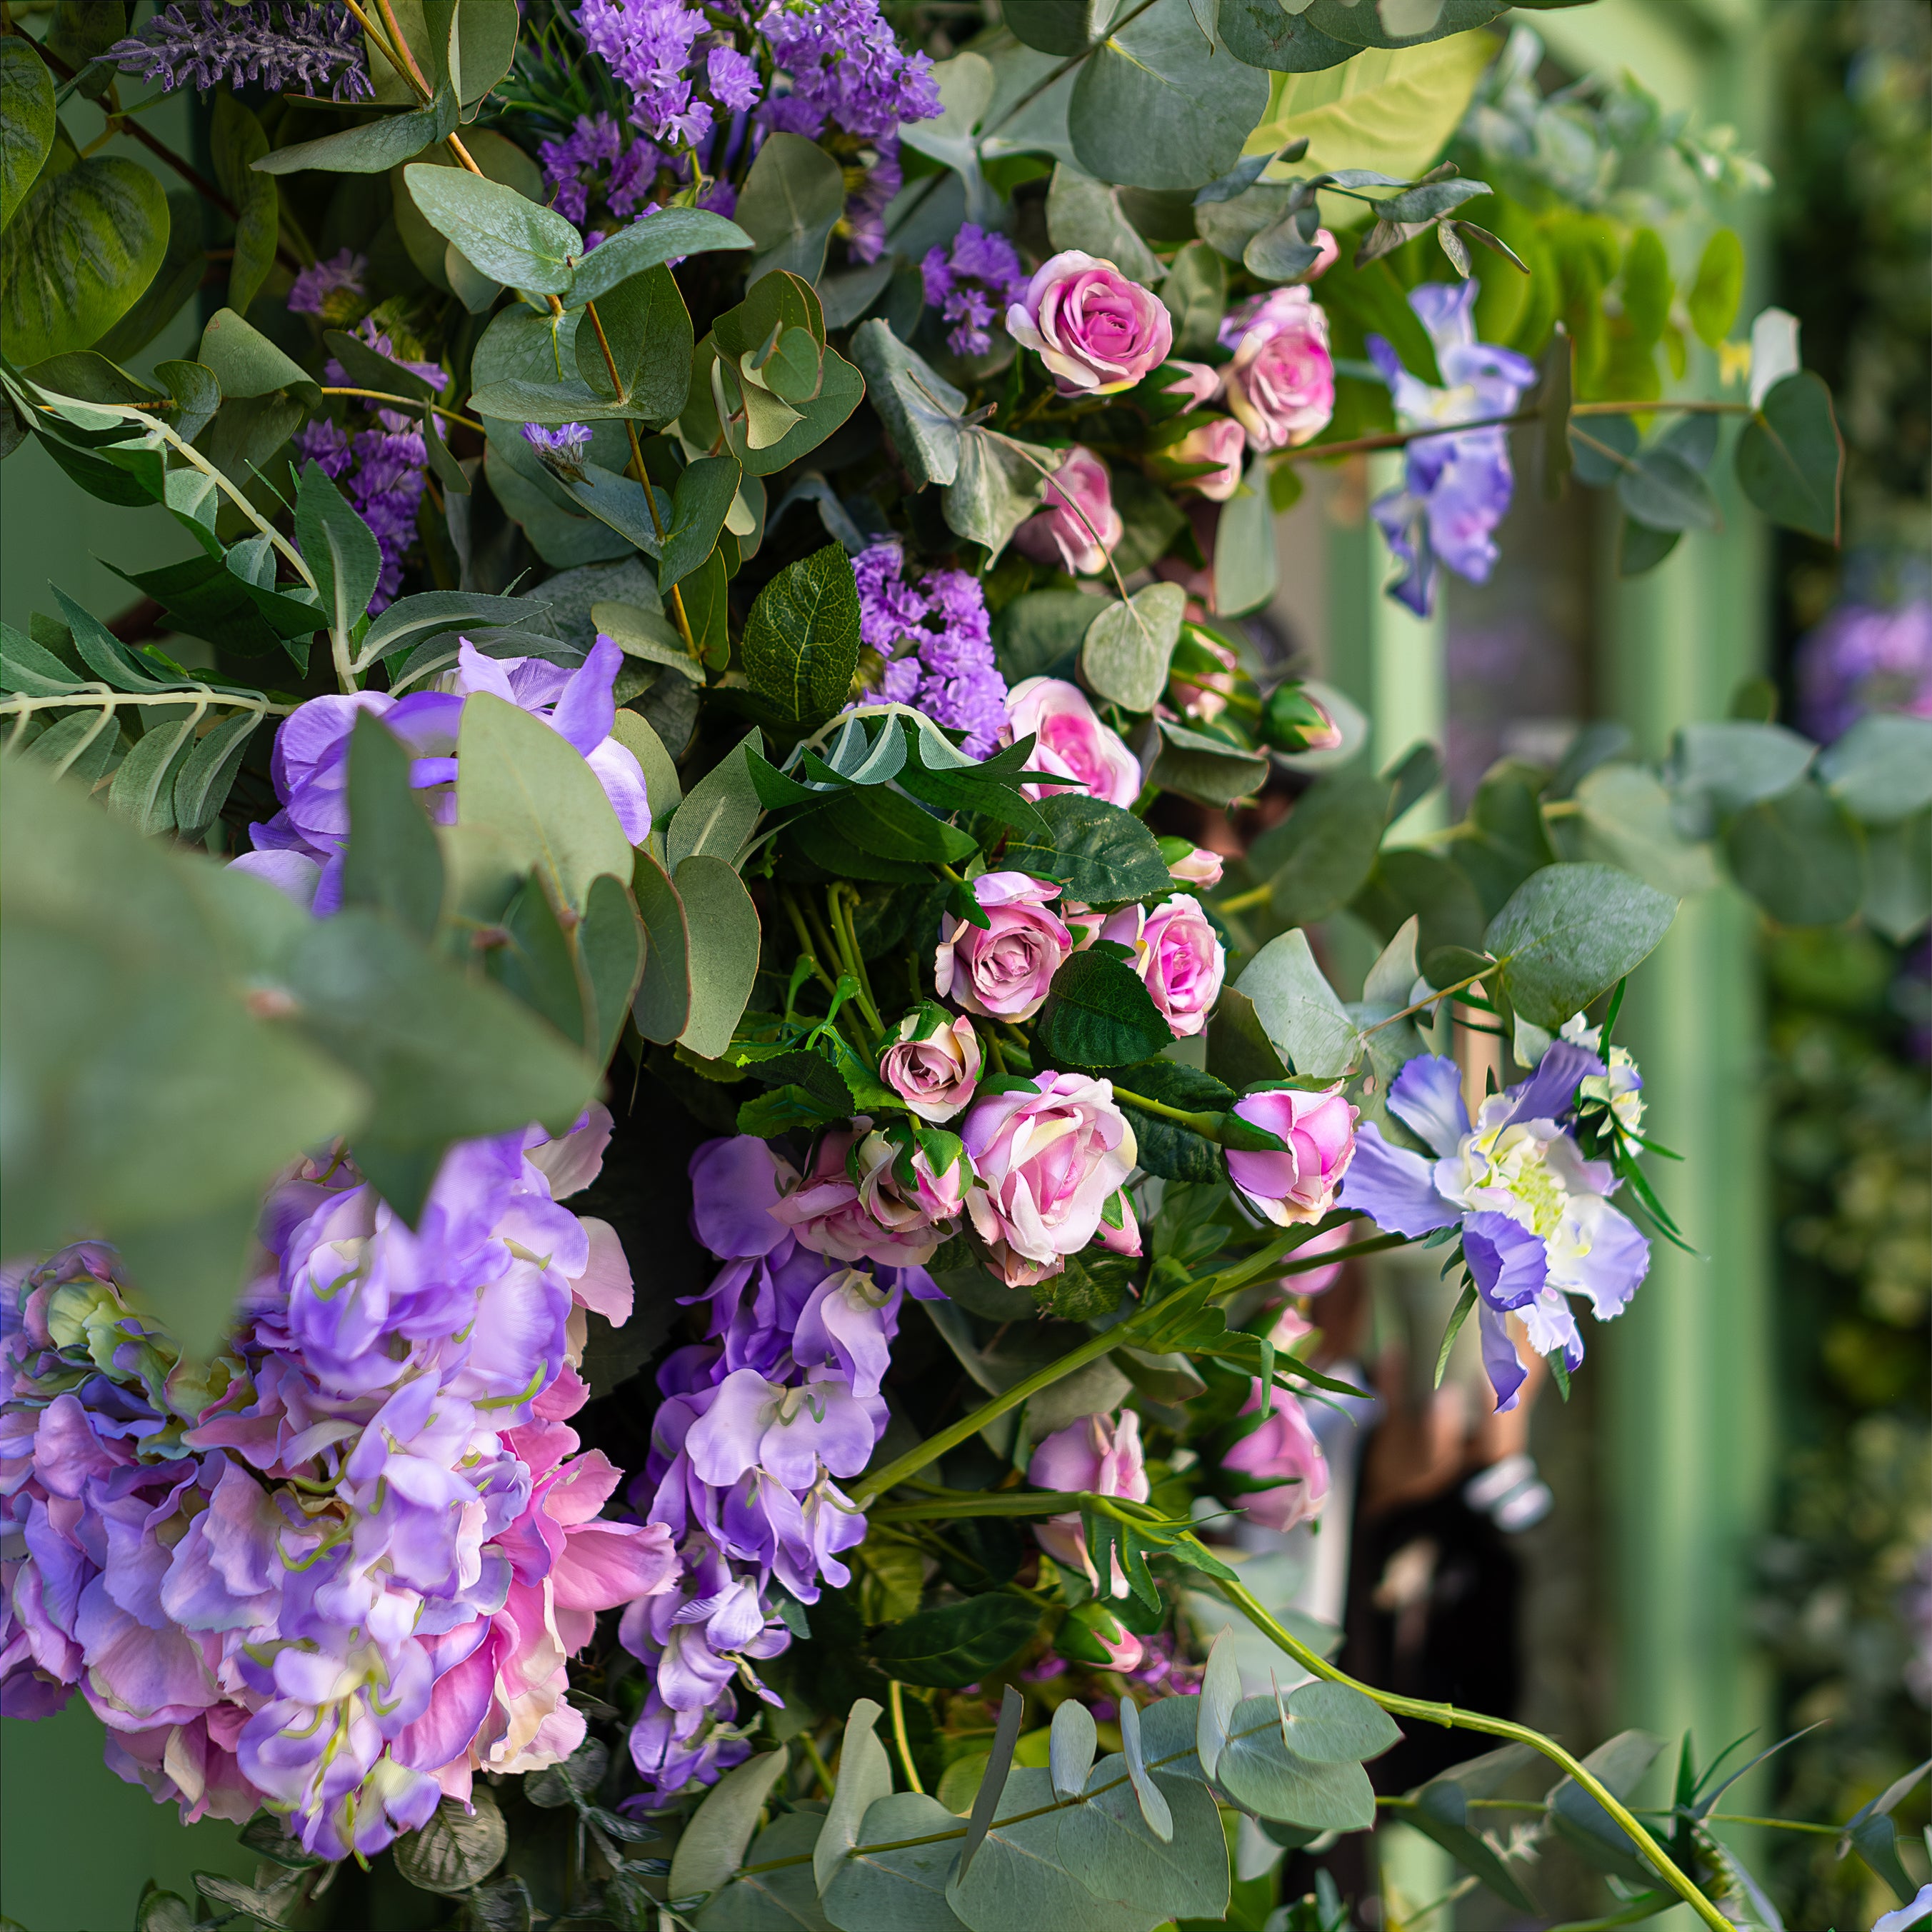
[172, 711, 261, 838]
[1735, 371, 1842, 542]
[824, 1792, 970, 1932]
[210, 92, 276, 316]
[742, 541, 862, 729]
[1723, 781, 1866, 927]
[1081, 584, 1185, 713]
[107, 711, 199, 836]
[1046, 164, 1161, 283]
[629, 849, 692, 1043]
[1215, 1698, 1378, 1829]
[1686, 228, 1743, 349]
[294, 461, 383, 640]
[676, 854, 761, 1058]
[1034, 950, 1173, 1071]
[574, 261, 694, 421]
[1120, 1061, 1236, 1183]
[1253, 768, 1390, 924]
[1486, 862, 1677, 1028]
[568, 205, 753, 306]
[699, 1810, 834, 1930]
[255, 89, 459, 175]
[576, 870, 646, 1063]
[342, 714, 445, 939]
[1668, 719, 1814, 819]
[1818, 713, 1932, 824]
[661, 454, 743, 592]
[1403, 1776, 1538, 1913]
[815, 1703, 897, 1898]
[1211, 454, 1278, 616]
[667, 730, 764, 869]
[191, 1874, 299, 1931]
[849, 319, 965, 489]
[1571, 764, 1721, 898]
[1003, 794, 1172, 904]
[736, 131, 846, 284]
[1159, 242, 1228, 355]
[0, 38, 56, 234]
[1546, 1731, 1666, 1889]
[1068, 0, 1269, 192]
[404, 159, 581, 292]
[1219, 0, 1354, 74]
[1235, 929, 1363, 1078]
[948, 1768, 1152, 1932]
[1051, 1699, 1100, 1798]
[456, 691, 635, 910]
[870, 1596, 1041, 1690]
[944, 427, 1054, 559]
[1146, 719, 1268, 809]
[1275, 1681, 1401, 1763]
[394, 1788, 507, 1897]
[1005, 0, 1111, 55]
[0, 156, 167, 366]
[359, 590, 550, 669]
[1619, 226, 1671, 344]
[324, 323, 439, 403]
[1618, 446, 1721, 533]
[1858, 814, 1931, 943]
[671, 1748, 791, 1902]
[824, 784, 977, 866]
[197, 305, 321, 406]
[1058, 1760, 1228, 1922]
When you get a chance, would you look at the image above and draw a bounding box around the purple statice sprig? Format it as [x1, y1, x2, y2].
[524, 421, 595, 480]
[99, 0, 372, 101]
[921, 224, 1029, 359]
[757, 0, 941, 141]
[853, 542, 1007, 756]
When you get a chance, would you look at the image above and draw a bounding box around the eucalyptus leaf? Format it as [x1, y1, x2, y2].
[676, 854, 761, 1058]
[405, 160, 581, 292]
[736, 131, 846, 284]
[1486, 863, 1678, 1028]
[824, 1792, 969, 1932]
[817, 1703, 895, 1896]
[671, 1748, 791, 1901]
[1235, 929, 1363, 1078]
[1214, 1696, 1378, 1828]
[1735, 371, 1843, 543]
[1080, 583, 1185, 713]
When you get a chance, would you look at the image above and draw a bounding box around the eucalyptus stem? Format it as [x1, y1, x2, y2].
[321, 386, 482, 431]
[887, 1681, 924, 1795]
[1218, 1578, 1733, 1932]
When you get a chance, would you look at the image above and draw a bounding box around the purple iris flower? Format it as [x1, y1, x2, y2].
[1367, 281, 1538, 617]
[1340, 1044, 1651, 1409]
[231, 637, 651, 911]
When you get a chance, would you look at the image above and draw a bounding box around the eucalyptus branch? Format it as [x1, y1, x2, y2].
[1282, 396, 1754, 468]
[321, 386, 483, 431]
[1217, 1577, 1734, 1932]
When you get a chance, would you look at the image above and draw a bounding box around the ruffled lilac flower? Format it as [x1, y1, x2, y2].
[854, 544, 1008, 756]
[231, 638, 652, 911]
[1339, 1043, 1651, 1410]
[1, 1118, 674, 1859]
[1366, 281, 1537, 618]
[100, 0, 371, 101]
[921, 224, 1029, 358]
[757, 0, 942, 139]
[287, 248, 366, 321]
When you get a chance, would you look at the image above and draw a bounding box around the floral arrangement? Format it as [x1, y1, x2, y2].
[1, 1, 1928, 1928]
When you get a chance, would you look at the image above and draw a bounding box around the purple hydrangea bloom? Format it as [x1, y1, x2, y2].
[1794, 598, 1932, 741]
[854, 544, 1008, 756]
[757, 0, 942, 140]
[1339, 1044, 1650, 1411]
[287, 248, 366, 320]
[921, 224, 1028, 357]
[1366, 281, 1537, 618]
[100, 0, 371, 99]
[230, 638, 652, 911]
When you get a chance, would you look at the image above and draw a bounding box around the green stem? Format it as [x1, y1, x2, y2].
[1211, 884, 1272, 917]
[1110, 1086, 1219, 1132]
[1218, 1578, 1733, 1932]
[798, 1729, 836, 1800]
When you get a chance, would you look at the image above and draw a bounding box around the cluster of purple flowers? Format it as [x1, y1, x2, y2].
[921, 225, 1030, 359]
[286, 248, 368, 325]
[1794, 596, 1932, 741]
[1366, 281, 1536, 619]
[0, 1120, 675, 1861]
[854, 543, 1008, 756]
[623, 1137, 939, 1793]
[577, 0, 760, 149]
[756, 0, 941, 141]
[101, 0, 371, 99]
[539, 112, 667, 228]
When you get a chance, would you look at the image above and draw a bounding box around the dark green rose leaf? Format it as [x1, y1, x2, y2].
[870, 1594, 1041, 1688]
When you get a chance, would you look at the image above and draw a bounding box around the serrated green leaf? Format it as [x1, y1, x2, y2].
[394, 1788, 507, 1896]
[741, 542, 861, 729]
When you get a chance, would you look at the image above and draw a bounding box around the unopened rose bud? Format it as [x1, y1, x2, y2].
[1057, 1600, 1144, 1672]
[1260, 681, 1341, 754]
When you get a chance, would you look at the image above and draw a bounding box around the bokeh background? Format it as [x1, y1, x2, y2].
[1, 1, 1926, 1927]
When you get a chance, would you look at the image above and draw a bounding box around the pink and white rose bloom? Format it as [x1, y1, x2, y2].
[1167, 416, 1246, 501]
[1006, 251, 1174, 394]
[771, 1126, 951, 1267]
[934, 872, 1072, 1022]
[1013, 446, 1124, 576]
[1028, 1408, 1149, 1596]
[1221, 286, 1335, 451]
[1158, 360, 1223, 408]
[1225, 1085, 1358, 1226]
[1164, 842, 1225, 889]
[961, 1071, 1141, 1286]
[1004, 676, 1143, 809]
[1221, 1381, 1329, 1532]
[1099, 893, 1226, 1038]
[853, 1126, 965, 1258]
[879, 1009, 982, 1123]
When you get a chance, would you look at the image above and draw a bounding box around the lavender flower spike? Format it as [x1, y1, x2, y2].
[101, 1, 372, 101]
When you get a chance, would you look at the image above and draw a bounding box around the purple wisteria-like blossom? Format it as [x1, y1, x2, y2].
[854, 543, 1008, 756]
[100, 0, 371, 100]
[0, 1119, 674, 1860]
[1366, 281, 1537, 619]
[921, 224, 1029, 359]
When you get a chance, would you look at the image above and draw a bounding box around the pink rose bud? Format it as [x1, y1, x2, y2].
[1271, 1302, 1316, 1351]
[879, 1006, 983, 1123]
[1158, 360, 1223, 409]
[771, 1123, 954, 1267]
[1306, 229, 1339, 279]
[1004, 676, 1143, 809]
[1220, 286, 1335, 451]
[1166, 416, 1247, 502]
[935, 872, 1073, 1023]
[1158, 838, 1225, 889]
[1225, 1084, 1359, 1226]
[1221, 1380, 1330, 1532]
[854, 1123, 966, 1260]
[1006, 250, 1175, 395]
[1097, 894, 1226, 1039]
[962, 1071, 1140, 1286]
[1167, 627, 1240, 721]
[1013, 445, 1125, 577]
[1028, 1408, 1150, 1596]
[1260, 681, 1343, 754]
[1057, 1600, 1145, 1672]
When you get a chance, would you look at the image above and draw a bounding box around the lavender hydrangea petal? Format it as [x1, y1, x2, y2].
[1384, 1053, 1470, 1156]
[1337, 1123, 1459, 1236]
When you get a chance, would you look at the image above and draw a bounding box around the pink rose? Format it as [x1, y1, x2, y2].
[1099, 893, 1225, 1038]
[1006, 250, 1174, 394]
[1013, 446, 1124, 577]
[771, 1126, 949, 1267]
[1166, 416, 1246, 502]
[853, 1123, 965, 1261]
[1056, 1599, 1144, 1672]
[1167, 627, 1239, 721]
[1004, 676, 1143, 809]
[1260, 680, 1343, 754]
[1028, 1408, 1148, 1596]
[1161, 840, 1225, 889]
[935, 871, 1072, 1023]
[1225, 1085, 1358, 1226]
[1221, 1381, 1329, 1532]
[962, 1070, 1140, 1286]
[1158, 360, 1223, 409]
[1220, 286, 1334, 451]
[879, 1007, 982, 1123]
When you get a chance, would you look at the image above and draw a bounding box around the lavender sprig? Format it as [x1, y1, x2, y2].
[99, 0, 372, 101]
